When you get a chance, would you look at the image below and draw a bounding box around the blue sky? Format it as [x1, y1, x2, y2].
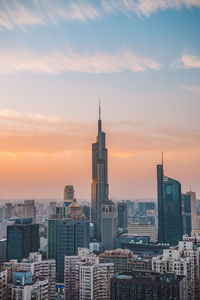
[0, 0, 200, 199]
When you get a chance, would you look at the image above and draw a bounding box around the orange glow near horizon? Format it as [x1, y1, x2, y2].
[0, 112, 200, 200]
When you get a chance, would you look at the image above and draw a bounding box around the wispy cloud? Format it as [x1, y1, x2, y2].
[101, 0, 200, 17]
[0, 0, 200, 30]
[183, 85, 200, 96]
[0, 48, 161, 74]
[0, 0, 100, 30]
[181, 54, 200, 69]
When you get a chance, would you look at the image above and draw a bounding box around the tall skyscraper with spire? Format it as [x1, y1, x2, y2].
[157, 154, 183, 245]
[91, 102, 109, 240]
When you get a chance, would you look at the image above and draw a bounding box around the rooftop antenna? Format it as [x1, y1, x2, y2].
[99, 99, 101, 120]
[161, 152, 164, 166]
[98, 99, 102, 132]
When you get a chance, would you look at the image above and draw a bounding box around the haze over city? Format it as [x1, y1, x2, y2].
[0, 0, 200, 200]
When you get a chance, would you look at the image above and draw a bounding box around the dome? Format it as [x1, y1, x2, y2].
[69, 198, 80, 208]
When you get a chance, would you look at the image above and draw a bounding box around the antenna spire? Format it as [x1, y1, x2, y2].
[99, 99, 101, 120]
[98, 100, 102, 132]
[162, 152, 164, 166]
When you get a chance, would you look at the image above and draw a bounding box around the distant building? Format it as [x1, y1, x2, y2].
[119, 233, 150, 246]
[157, 160, 183, 245]
[182, 193, 192, 235]
[111, 271, 187, 300]
[64, 185, 74, 207]
[117, 201, 128, 229]
[101, 200, 117, 250]
[137, 202, 155, 215]
[128, 223, 156, 242]
[0, 238, 6, 262]
[6, 218, 39, 262]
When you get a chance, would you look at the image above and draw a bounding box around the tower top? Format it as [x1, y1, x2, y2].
[99, 99, 101, 120]
[98, 100, 102, 132]
[162, 152, 164, 166]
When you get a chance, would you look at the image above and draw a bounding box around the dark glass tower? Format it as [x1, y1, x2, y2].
[6, 218, 39, 262]
[157, 159, 183, 245]
[91, 103, 109, 240]
[182, 193, 192, 236]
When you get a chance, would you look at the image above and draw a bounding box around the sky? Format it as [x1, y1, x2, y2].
[0, 0, 200, 200]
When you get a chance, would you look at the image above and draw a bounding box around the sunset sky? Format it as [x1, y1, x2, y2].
[0, 0, 200, 200]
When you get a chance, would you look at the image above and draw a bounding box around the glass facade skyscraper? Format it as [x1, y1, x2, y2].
[182, 193, 192, 236]
[157, 163, 183, 245]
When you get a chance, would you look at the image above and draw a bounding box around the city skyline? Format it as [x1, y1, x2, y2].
[0, 0, 200, 199]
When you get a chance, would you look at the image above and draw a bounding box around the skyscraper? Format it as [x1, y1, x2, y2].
[101, 200, 117, 250]
[48, 199, 89, 283]
[157, 158, 183, 245]
[91, 103, 109, 240]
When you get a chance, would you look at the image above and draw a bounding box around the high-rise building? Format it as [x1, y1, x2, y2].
[101, 200, 117, 250]
[182, 193, 192, 235]
[2, 252, 56, 300]
[187, 191, 197, 232]
[91, 104, 109, 240]
[6, 218, 39, 262]
[157, 159, 183, 245]
[110, 271, 187, 300]
[64, 249, 114, 300]
[0, 238, 6, 262]
[48, 199, 89, 283]
[117, 201, 128, 229]
[23, 200, 36, 223]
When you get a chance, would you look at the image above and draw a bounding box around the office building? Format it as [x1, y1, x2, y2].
[48, 199, 89, 283]
[117, 201, 128, 229]
[101, 200, 117, 250]
[110, 271, 187, 300]
[182, 193, 192, 235]
[157, 159, 183, 245]
[6, 218, 39, 262]
[91, 104, 109, 240]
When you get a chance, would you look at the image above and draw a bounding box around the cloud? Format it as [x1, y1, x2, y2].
[101, 0, 200, 17]
[0, 0, 200, 30]
[181, 54, 200, 69]
[0, 0, 100, 30]
[183, 85, 200, 96]
[0, 48, 161, 74]
[1, 109, 199, 156]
